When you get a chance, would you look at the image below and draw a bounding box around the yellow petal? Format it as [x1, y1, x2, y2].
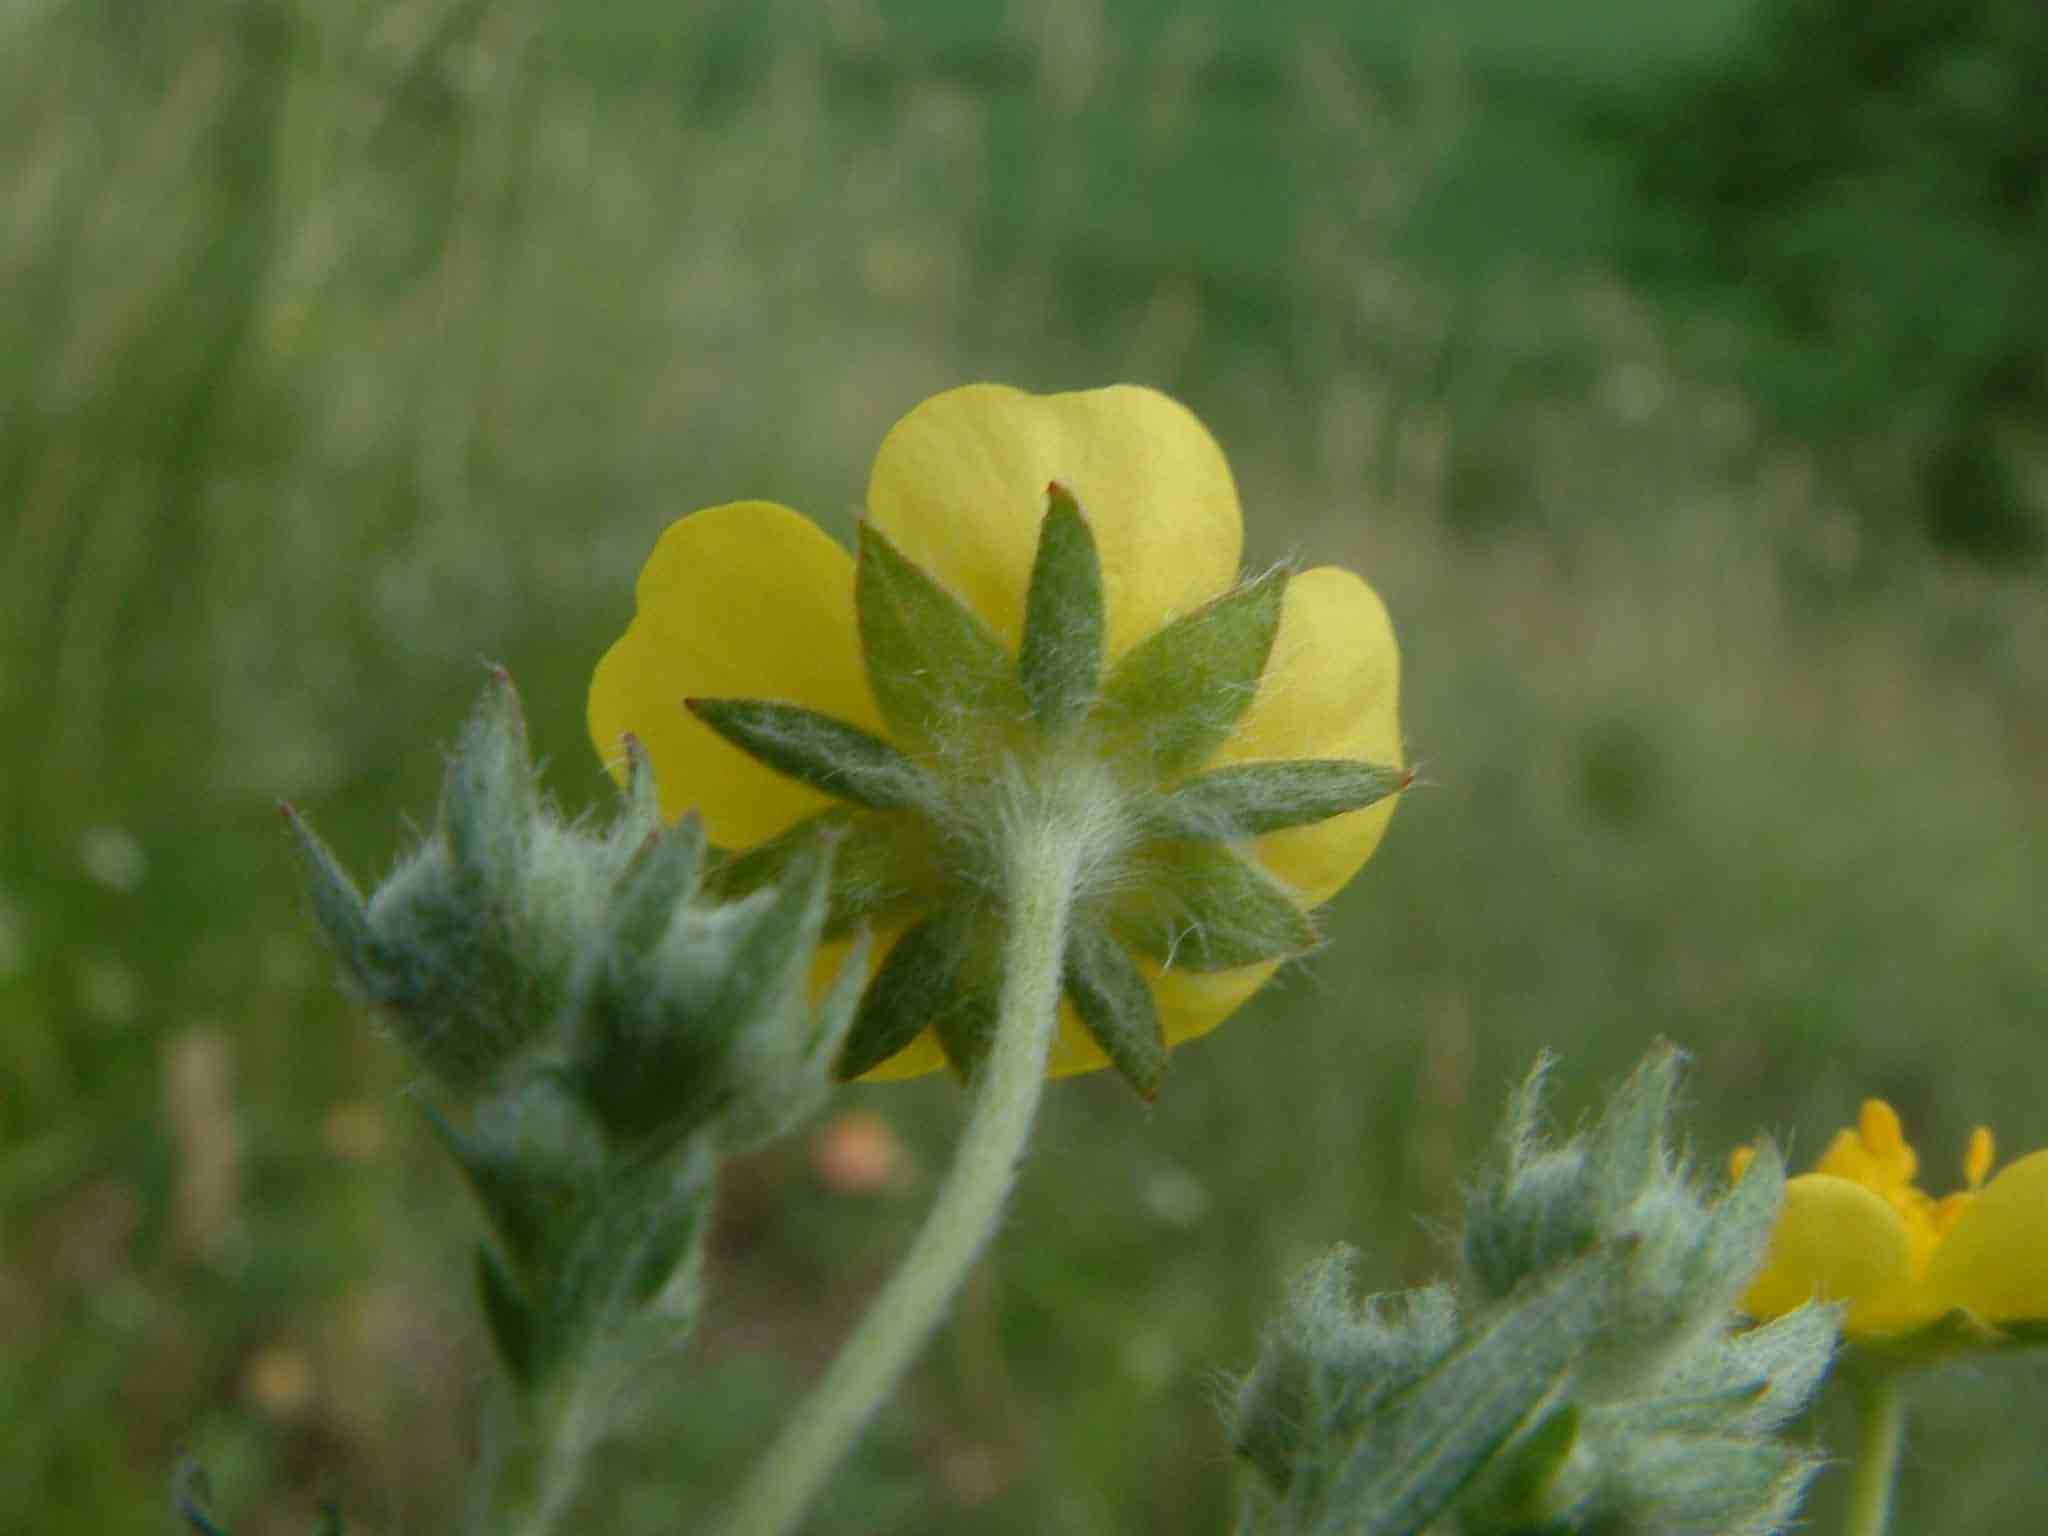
[1208, 566, 1403, 904]
[1742, 1173, 1916, 1331]
[866, 384, 1243, 663]
[1924, 1149, 2048, 1323]
[589, 502, 884, 849]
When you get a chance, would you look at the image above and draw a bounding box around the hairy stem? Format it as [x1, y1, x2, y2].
[1844, 1367, 1906, 1536]
[716, 825, 1081, 1536]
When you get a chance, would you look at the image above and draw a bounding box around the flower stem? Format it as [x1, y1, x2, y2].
[1845, 1367, 1906, 1536]
[716, 826, 1081, 1536]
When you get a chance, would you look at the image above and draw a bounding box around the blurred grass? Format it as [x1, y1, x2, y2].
[2, 0, 2044, 1532]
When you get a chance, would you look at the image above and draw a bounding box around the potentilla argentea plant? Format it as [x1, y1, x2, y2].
[240, 382, 2030, 1536]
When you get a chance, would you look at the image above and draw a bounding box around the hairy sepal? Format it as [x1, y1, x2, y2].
[1110, 839, 1318, 971]
[857, 521, 1026, 749]
[1063, 920, 1166, 1099]
[1097, 566, 1287, 779]
[1146, 759, 1408, 840]
[1018, 482, 1106, 733]
[686, 697, 933, 810]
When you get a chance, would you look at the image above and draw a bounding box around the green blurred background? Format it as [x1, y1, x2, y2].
[4, 0, 2044, 1530]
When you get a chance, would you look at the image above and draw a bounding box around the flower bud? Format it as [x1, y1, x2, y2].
[290, 671, 867, 1401]
[1229, 1046, 1836, 1536]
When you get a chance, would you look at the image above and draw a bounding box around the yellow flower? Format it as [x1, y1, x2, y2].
[1735, 1099, 2048, 1335]
[589, 384, 1403, 1086]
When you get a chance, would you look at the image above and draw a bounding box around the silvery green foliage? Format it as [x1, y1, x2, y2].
[1228, 1045, 1836, 1536]
[285, 672, 862, 1402]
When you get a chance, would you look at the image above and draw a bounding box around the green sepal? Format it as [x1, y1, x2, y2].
[1466, 1402, 1580, 1526]
[281, 803, 392, 999]
[420, 1096, 595, 1279]
[686, 698, 931, 810]
[288, 675, 571, 1092]
[1110, 839, 1317, 971]
[1316, 1244, 1624, 1534]
[1063, 921, 1165, 1099]
[441, 667, 537, 898]
[1230, 1249, 1403, 1497]
[1098, 566, 1288, 779]
[812, 928, 873, 1065]
[1661, 1304, 1836, 1434]
[691, 833, 844, 1149]
[1585, 1429, 1815, 1535]
[1600, 1381, 1776, 1436]
[1692, 1137, 1784, 1307]
[561, 903, 732, 1156]
[1019, 482, 1106, 733]
[1463, 1056, 1601, 1302]
[708, 831, 833, 1031]
[606, 732, 664, 865]
[933, 983, 1000, 1083]
[569, 826, 847, 1155]
[1583, 1043, 1684, 1231]
[560, 1142, 716, 1320]
[836, 908, 971, 1080]
[458, 1129, 715, 1395]
[709, 807, 935, 939]
[856, 521, 1026, 749]
[1146, 759, 1409, 840]
[475, 1243, 543, 1387]
[624, 1184, 705, 1310]
[608, 813, 709, 958]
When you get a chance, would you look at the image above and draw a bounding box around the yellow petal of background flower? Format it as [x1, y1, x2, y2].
[1207, 566, 1403, 904]
[1923, 1149, 2048, 1323]
[1743, 1173, 1916, 1330]
[589, 501, 884, 848]
[866, 384, 1243, 662]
